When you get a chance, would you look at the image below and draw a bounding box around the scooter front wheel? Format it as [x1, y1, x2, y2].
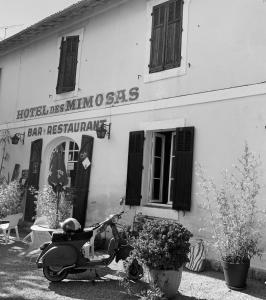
[43, 266, 68, 282]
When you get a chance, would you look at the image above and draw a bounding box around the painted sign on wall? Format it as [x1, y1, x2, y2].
[27, 119, 107, 137]
[17, 87, 139, 120]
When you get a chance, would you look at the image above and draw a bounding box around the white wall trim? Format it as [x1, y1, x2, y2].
[140, 118, 185, 130]
[1, 82, 266, 131]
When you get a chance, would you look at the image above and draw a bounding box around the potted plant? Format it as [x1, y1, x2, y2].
[0, 180, 22, 219]
[128, 217, 192, 298]
[34, 186, 72, 229]
[196, 143, 264, 290]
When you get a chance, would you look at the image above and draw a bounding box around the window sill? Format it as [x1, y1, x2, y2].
[144, 65, 187, 83]
[54, 89, 78, 101]
[143, 203, 173, 210]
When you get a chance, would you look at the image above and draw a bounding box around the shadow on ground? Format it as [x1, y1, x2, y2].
[1, 237, 266, 300]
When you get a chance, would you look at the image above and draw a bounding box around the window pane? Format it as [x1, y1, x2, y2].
[154, 157, 161, 178]
[74, 151, 79, 162]
[69, 141, 74, 150]
[153, 179, 160, 200]
[155, 137, 162, 157]
[171, 157, 176, 178]
[169, 179, 174, 202]
[172, 135, 176, 155]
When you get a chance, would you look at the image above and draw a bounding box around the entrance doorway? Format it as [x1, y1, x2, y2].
[51, 140, 79, 188]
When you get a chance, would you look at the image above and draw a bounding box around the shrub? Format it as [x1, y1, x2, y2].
[0, 180, 22, 219]
[196, 143, 265, 263]
[130, 218, 192, 271]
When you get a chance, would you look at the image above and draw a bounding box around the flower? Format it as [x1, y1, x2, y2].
[128, 217, 192, 271]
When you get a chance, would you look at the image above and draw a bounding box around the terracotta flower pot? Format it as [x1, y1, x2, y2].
[221, 260, 250, 290]
[148, 267, 183, 298]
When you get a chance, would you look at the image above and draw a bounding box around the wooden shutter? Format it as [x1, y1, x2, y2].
[149, 0, 183, 73]
[24, 139, 43, 222]
[125, 131, 145, 206]
[56, 37, 66, 94]
[72, 135, 94, 228]
[172, 127, 194, 211]
[149, 4, 166, 73]
[164, 0, 183, 69]
[56, 35, 79, 94]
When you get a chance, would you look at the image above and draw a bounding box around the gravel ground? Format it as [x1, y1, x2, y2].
[0, 234, 266, 300]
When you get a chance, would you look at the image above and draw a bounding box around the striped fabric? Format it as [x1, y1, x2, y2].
[185, 239, 206, 272]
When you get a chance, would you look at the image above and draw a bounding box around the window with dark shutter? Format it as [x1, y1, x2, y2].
[25, 139, 43, 222]
[172, 126, 194, 211]
[149, 0, 183, 73]
[56, 35, 79, 94]
[125, 131, 145, 206]
[72, 135, 94, 229]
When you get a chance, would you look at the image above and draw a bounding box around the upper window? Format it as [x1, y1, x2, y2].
[56, 35, 79, 94]
[144, 0, 189, 82]
[149, 0, 183, 74]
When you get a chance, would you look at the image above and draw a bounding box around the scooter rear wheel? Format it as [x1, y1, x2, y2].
[43, 266, 68, 282]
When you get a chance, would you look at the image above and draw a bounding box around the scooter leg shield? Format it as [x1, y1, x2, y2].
[42, 245, 78, 267]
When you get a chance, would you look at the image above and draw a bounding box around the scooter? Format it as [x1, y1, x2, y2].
[36, 211, 143, 282]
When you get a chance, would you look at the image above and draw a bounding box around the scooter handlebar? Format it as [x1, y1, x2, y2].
[84, 211, 125, 231]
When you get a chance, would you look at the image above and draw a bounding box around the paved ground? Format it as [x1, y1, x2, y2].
[0, 231, 266, 300]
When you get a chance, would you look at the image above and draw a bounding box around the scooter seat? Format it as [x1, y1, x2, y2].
[52, 231, 93, 242]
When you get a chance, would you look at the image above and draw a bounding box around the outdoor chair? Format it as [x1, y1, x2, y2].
[0, 213, 23, 244]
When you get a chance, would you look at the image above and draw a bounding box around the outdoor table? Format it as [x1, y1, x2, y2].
[26, 225, 63, 251]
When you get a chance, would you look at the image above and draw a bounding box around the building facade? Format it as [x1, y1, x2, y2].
[0, 0, 266, 272]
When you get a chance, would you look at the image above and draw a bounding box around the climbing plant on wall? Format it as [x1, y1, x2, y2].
[0, 130, 10, 184]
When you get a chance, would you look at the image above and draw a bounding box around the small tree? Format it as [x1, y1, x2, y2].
[196, 142, 264, 263]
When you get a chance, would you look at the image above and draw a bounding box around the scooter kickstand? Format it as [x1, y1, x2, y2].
[95, 269, 101, 279]
[92, 269, 101, 285]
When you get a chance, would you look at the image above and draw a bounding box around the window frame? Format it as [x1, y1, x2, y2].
[144, 0, 190, 83]
[148, 130, 174, 206]
[167, 131, 176, 204]
[54, 28, 83, 101]
[150, 132, 166, 203]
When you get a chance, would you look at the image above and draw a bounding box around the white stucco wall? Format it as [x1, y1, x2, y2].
[0, 0, 266, 272]
[0, 0, 266, 123]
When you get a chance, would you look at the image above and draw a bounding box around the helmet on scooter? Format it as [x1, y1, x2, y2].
[61, 218, 81, 233]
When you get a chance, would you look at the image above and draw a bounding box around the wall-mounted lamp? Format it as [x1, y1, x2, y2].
[96, 123, 111, 139]
[11, 133, 25, 145]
